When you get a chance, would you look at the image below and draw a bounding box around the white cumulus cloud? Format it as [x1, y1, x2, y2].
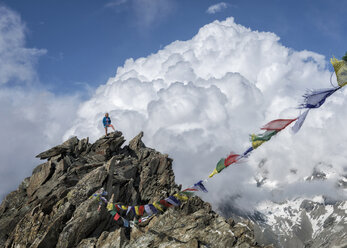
[206, 2, 228, 14]
[65, 17, 347, 211]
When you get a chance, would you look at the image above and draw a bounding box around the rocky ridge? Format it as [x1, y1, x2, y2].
[0, 131, 270, 248]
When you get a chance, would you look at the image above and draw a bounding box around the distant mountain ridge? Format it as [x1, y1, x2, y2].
[219, 161, 347, 248]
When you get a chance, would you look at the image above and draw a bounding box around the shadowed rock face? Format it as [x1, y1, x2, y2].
[0, 132, 269, 248]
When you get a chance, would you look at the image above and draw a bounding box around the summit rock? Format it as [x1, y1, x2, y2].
[0, 132, 268, 248]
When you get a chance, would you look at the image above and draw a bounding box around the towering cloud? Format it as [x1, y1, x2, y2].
[65, 18, 346, 209]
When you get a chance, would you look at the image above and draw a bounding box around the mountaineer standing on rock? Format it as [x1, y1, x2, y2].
[103, 113, 115, 136]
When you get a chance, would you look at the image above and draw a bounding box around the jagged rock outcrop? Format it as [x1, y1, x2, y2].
[0, 132, 269, 248]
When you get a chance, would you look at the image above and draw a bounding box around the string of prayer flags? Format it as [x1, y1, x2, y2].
[292, 109, 309, 134]
[331, 57, 347, 87]
[299, 88, 339, 109]
[261, 119, 297, 131]
[209, 152, 241, 178]
[103, 180, 209, 228]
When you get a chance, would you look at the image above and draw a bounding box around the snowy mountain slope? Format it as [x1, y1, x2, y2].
[255, 198, 346, 247]
[219, 162, 347, 248]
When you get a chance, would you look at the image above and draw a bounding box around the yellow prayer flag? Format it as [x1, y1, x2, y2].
[331, 57, 347, 87]
[135, 206, 140, 215]
[121, 205, 128, 210]
[106, 203, 114, 211]
[209, 168, 218, 178]
[252, 140, 265, 149]
[174, 193, 189, 201]
[153, 202, 164, 212]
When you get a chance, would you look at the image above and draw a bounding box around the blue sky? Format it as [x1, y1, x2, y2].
[1, 0, 346, 95]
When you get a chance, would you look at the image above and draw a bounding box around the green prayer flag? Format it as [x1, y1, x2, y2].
[180, 191, 195, 197]
[251, 130, 278, 142]
[216, 158, 226, 173]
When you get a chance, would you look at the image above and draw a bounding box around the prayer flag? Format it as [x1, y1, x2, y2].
[182, 187, 198, 192]
[121, 205, 128, 210]
[110, 210, 117, 216]
[138, 205, 145, 216]
[299, 88, 338, 109]
[252, 140, 265, 149]
[250, 130, 278, 149]
[174, 193, 189, 201]
[224, 152, 240, 166]
[159, 199, 172, 208]
[149, 204, 158, 214]
[209, 158, 226, 178]
[107, 203, 114, 211]
[144, 205, 153, 215]
[181, 191, 194, 197]
[331, 57, 347, 87]
[209, 152, 240, 178]
[261, 119, 297, 131]
[194, 180, 208, 193]
[153, 202, 164, 212]
[122, 217, 129, 228]
[242, 147, 253, 157]
[135, 206, 140, 216]
[114, 213, 120, 221]
[292, 109, 309, 134]
[126, 206, 132, 215]
[251, 130, 278, 142]
[165, 196, 181, 206]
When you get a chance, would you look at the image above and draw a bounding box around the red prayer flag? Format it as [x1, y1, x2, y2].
[261, 118, 297, 131]
[160, 199, 172, 208]
[182, 188, 198, 192]
[224, 152, 240, 167]
[114, 213, 120, 221]
[138, 205, 145, 216]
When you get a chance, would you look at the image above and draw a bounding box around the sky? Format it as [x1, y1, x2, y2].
[0, 0, 346, 210]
